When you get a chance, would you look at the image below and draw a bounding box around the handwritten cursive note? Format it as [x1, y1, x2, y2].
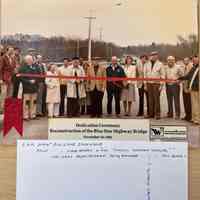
[16, 140, 188, 200]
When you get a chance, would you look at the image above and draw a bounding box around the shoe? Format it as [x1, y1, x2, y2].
[155, 116, 161, 120]
[116, 114, 121, 118]
[36, 113, 43, 117]
[137, 113, 143, 117]
[166, 115, 173, 118]
[175, 116, 180, 120]
[182, 116, 192, 121]
[186, 118, 192, 122]
[181, 117, 187, 120]
[32, 117, 40, 120]
[193, 121, 200, 125]
[127, 112, 132, 117]
[145, 115, 154, 119]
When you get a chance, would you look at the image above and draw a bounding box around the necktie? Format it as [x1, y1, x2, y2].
[74, 70, 79, 99]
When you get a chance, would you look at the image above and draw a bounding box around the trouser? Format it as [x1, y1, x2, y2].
[147, 83, 161, 118]
[107, 87, 121, 115]
[59, 85, 67, 116]
[23, 93, 37, 119]
[191, 91, 200, 123]
[42, 84, 47, 114]
[67, 98, 80, 117]
[182, 91, 192, 120]
[47, 103, 60, 117]
[1, 82, 13, 112]
[90, 88, 104, 116]
[166, 84, 180, 117]
[81, 92, 92, 115]
[138, 85, 149, 115]
[36, 82, 46, 115]
[12, 76, 20, 98]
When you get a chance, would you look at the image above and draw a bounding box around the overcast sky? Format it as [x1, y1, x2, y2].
[2, 0, 198, 46]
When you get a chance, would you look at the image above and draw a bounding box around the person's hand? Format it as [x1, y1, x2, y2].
[123, 81, 128, 87]
[144, 84, 147, 91]
[101, 88, 105, 93]
[75, 80, 80, 84]
[159, 85, 164, 92]
[0, 80, 3, 84]
[30, 80, 35, 84]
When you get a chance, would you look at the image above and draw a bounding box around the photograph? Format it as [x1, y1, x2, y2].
[0, 1, 200, 200]
[0, 0, 199, 145]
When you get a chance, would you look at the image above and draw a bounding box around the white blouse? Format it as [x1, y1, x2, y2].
[123, 64, 137, 84]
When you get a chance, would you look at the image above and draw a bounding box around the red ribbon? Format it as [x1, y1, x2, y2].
[17, 73, 177, 83]
[3, 98, 23, 137]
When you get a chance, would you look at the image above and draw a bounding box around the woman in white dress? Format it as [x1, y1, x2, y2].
[121, 56, 136, 116]
[45, 64, 60, 118]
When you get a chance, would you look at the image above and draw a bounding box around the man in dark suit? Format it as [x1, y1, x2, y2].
[106, 56, 126, 117]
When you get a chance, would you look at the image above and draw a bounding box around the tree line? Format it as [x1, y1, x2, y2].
[1, 34, 198, 62]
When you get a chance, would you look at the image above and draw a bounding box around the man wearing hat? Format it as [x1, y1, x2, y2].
[65, 57, 86, 117]
[144, 52, 165, 120]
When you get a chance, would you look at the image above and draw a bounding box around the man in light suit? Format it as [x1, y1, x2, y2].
[144, 52, 165, 120]
[66, 57, 86, 117]
[86, 62, 106, 118]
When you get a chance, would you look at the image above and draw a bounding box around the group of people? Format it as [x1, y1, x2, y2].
[0, 45, 199, 124]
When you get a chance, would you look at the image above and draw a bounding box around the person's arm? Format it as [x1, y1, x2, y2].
[178, 68, 193, 81]
[0, 57, 3, 83]
[18, 66, 33, 84]
[102, 66, 107, 92]
[79, 67, 86, 84]
[121, 67, 127, 87]
[85, 67, 91, 91]
[159, 64, 166, 91]
[177, 65, 184, 78]
[45, 74, 55, 89]
[66, 68, 75, 84]
[143, 63, 148, 90]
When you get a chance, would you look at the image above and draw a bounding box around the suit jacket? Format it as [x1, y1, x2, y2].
[182, 63, 193, 93]
[58, 66, 69, 85]
[136, 60, 145, 88]
[86, 65, 106, 92]
[0, 55, 16, 83]
[106, 64, 126, 89]
[144, 60, 165, 84]
[66, 65, 86, 99]
[179, 64, 199, 91]
[18, 64, 41, 94]
[45, 71, 60, 103]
